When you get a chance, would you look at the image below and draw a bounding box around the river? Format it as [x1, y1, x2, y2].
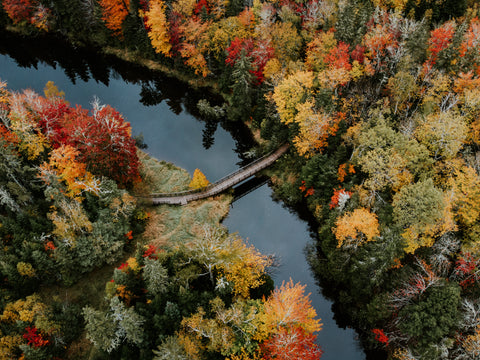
[0, 43, 366, 360]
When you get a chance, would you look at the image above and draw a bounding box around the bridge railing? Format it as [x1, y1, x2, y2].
[143, 145, 287, 199]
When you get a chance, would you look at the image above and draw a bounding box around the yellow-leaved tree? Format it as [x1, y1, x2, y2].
[333, 207, 380, 249]
[98, 0, 130, 37]
[415, 110, 468, 160]
[255, 279, 322, 341]
[179, 297, 258, 356]
[293, 103, 343, 157]
[0, 294, 59, 359]
[43, 80, 65, 99]
[272, 70, 315, 124]
[184, 226, 272, 297]
[189, 168, 210, 189]
[47, 198, 93, 246]
[146, 0, 171, 57]
[392, 179, 452, 253]
[219, 237, 272, 297]
[8, 91, 48, 160]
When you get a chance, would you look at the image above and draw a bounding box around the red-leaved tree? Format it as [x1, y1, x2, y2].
[324, 42, 351, 71]
[453, 252, 480, 289]
[423, 21, 455, 73]
[25, 86, 140, 187]
[260, 326, 323, 360]
[23, 326, 49, 348]
[61, 100, 140, 187]
[36, 97, 73, 148]
[2, 0, 36, 24]
[226, 37, 274, 84]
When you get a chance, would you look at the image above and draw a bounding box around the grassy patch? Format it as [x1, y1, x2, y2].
[135, 150, 191, 194]
[38, 262, 115, 309]
[135, 150, 232, 248]
[148, 195, 231, 248]
[36, 150, 232, 359]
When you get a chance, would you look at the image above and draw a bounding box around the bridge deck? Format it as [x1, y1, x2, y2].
[140, 144, 289, 205]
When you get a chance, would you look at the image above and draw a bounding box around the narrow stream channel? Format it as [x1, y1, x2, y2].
[0, 51, 366, 360]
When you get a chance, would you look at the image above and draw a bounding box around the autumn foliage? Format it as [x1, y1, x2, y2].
[6, 0, 480, 357]
[423, 21, 455, 73]
[62, 102, 140, 187]
[142, 244, 159, 259]
[260, 279, 322, 335]
[21, 87, 140, 187]
[85, 229, 322, 358]
[371, 328, 389, 346]
[1, 0, 35, 24]
[226, 37, 274, 84]
[39, 145, 97, 199]
[146, 0, 171, 56]
[99, 0, 130, 36]
[260, 326, 323, 360]
[334, 208, 380, 248]
[0, 295, 60, 357]
[329, 188, 352, 209]
[23, 326, 49, 348]
[454, 252, 480, 288]
[299, 180, 315, 197]
[0, 82, 139, 359]
[189, 168, 210, 189]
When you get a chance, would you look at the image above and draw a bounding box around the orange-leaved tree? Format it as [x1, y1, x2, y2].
[99, 0, 130, 36]
[256, 279, 323, 359]
[333, 207, 380, 249]
[189, 168, 209, 189]
[39, 144, 99, 199]
[146, 0, 172, 57]
[2, 0, 36, 24]
[178, 17, 211, 77]
[256, 279, 322, 338]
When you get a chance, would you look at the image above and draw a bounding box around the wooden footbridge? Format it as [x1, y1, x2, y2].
[139, 144, 289, 205]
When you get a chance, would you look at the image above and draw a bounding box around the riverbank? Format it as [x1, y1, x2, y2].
[5, 1, 479, 355]
[134, 150, 233, 248]
[1, 25, 222, 98]
[1, 46, 366, 358]
[0, 26, 362, 357]
[102, 46, 220, 92]
[36, 150, 234, 359]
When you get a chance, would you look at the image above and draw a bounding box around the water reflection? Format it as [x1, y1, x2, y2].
[232, 175, 270, 202]
[223, 185, 366, 360]
[0, 32, 369, 359]
[0, 29, 256, 159]
[0, 30, 109, 85]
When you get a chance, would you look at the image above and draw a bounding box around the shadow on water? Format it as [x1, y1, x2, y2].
[231, 175, 270, 203]
[0, 29, 257, 164]
[272, 195, 388, 360]
[0, 30, 386, 359]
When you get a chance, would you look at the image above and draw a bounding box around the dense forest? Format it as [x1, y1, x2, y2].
[0, 80, 322, 360]
[1, 0, 480, 359]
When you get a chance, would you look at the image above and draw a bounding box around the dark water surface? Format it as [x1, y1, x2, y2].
[0, 45, 366, 359]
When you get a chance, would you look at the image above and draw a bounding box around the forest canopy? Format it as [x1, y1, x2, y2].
[1, 0, 480, 358]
